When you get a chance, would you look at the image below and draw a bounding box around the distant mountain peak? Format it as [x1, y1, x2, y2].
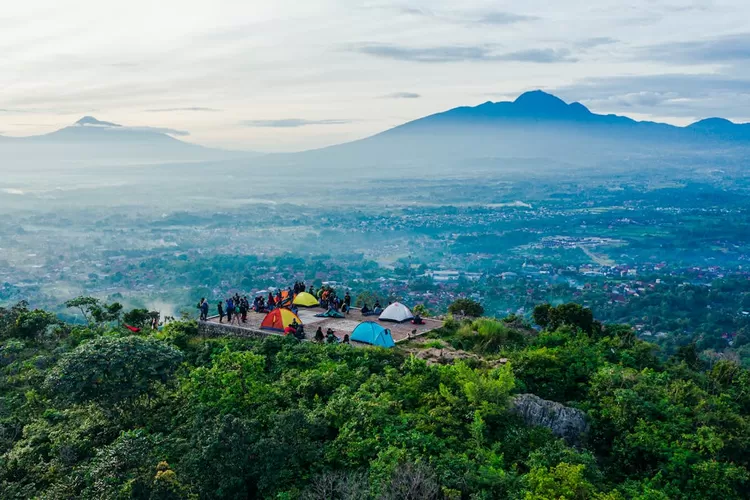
[75, 116, 121, 128]
[689, 117, 735, 128]
[514, 90, 568, 109]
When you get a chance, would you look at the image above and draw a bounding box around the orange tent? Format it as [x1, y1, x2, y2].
[260, 308, 302, 332]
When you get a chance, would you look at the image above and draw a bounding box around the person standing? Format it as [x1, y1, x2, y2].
[240, 297, 248, 323]
[197, 298, 205, 320]
[200, 299, 209, 321]
[226, 297, 234, 323]
[218, 301, 225, 323]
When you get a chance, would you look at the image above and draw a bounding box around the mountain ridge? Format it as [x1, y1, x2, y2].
[394, 90, 748, 131]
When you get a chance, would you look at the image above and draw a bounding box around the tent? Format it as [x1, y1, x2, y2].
[378, 302, 414, 323]
[260, 308, 302, 332]
[351, 322, 395, 348]
[293, 292, 319, 307]
[315, 309, 345, 318]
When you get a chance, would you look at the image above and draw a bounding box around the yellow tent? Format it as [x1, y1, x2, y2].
[293, 292, 319, 307]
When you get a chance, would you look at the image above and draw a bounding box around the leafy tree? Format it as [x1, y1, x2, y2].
[412, 304, 431, 318]
[44, 336, 183, 407]
[14, 309, 60, 341]
[64, 296, 101, 325]
[533, 303, 598, 336]
[533, 303, 553, 329]
[156, 320, 198, 350]
[123, 308, 155, 329]
[448, 298, 484, 318]
[92, 301, 123, 325]
[523, 463, 597, 499]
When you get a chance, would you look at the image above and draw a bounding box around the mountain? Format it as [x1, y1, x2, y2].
[0, 116, 253, 167]
[265, 90, 750, 178]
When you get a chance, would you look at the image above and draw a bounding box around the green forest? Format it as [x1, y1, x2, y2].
[1, 300, 749, 499]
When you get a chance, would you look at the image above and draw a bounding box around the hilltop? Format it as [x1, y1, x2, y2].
[1, 297, 749, 498]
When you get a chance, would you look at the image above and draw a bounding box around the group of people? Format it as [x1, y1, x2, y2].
[316, 286, 351, 313]
[213, 294, 251, 324]
[314, 326, 350, 344]
[360, 300, 383, 317]
[285, 318, 305, 340]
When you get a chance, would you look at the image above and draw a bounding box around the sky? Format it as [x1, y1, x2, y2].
[1, 0, 749, 152]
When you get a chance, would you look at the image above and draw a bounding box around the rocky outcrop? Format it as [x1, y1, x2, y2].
[510, 394, 589, 446]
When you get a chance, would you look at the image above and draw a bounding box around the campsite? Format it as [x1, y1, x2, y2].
[206, 301, 442, 346]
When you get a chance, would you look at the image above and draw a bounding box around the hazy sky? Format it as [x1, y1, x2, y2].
[1, 0, 749, 151]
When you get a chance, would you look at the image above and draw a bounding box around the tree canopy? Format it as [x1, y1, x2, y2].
[1, 300, 748, 499]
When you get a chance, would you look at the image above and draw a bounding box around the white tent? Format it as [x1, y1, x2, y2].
[378, 302, 414, 323]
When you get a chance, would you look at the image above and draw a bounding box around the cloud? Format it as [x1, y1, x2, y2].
[497, 48, 577, 63]
[641, 33, 750, 64]
[553, 73, 750, 120]
[475, 12, 538, 25]
[381, 92, 421, 99]
[353, 43, 575, 63]
[574, 37, 619, 49]
[241, 119, 353, 128]
[145, 107, 222, 113]
[127, 126, 190, 136]
[396, 6, 537, 25]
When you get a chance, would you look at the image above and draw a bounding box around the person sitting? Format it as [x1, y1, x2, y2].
[361, 303, 370, 314]
[342, 334, 350, 344]
[373, 301, 383, 315]
[293, 327, 305, 340]
[412, 314, 424, 325]
[314, 327, 324, 343]
[326, 328, 339, 344]
[284, 325, 296, 336]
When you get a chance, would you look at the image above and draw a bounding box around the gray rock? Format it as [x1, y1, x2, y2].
[510, 394, 589, 446]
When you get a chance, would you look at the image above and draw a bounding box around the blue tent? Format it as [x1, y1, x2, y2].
[351, 322, 396, 348]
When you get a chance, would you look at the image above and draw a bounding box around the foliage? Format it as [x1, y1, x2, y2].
[448, 298, 484, 318]
[123, 308, 156, 329]
[412, 303, 431, 318]
[44, 335, 183, 407]
[1, 303, 749, 499]
[533, 303, 600, 336]
[453, 318, 527, 354]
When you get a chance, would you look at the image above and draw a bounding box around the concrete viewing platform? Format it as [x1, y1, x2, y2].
[201, 307, 443, 345]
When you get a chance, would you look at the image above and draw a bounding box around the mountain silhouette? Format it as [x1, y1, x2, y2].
[385, 90, 745, 133]
[0, 116, 253, 164]
[269, 90, 750, 177]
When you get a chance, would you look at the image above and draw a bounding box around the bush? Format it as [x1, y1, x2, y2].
[455, 318, 526, 354]
[448, 299, 484, 318]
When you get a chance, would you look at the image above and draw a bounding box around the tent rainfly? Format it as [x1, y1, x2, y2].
[260, 308, 302, 332]
[378, 302, 414, 323]
[351, 322, 396, 348]
[293, 292, 319, 307]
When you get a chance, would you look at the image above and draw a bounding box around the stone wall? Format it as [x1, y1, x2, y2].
[198, 320, 278, 340]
